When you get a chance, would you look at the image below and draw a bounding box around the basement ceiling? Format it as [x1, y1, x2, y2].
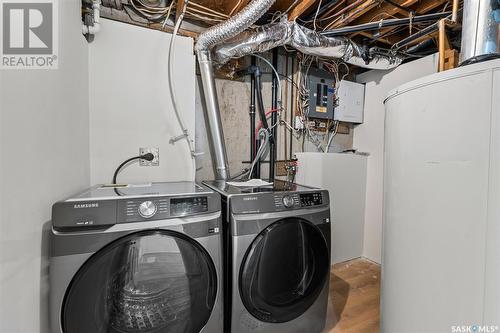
[95, 0, 462, 59]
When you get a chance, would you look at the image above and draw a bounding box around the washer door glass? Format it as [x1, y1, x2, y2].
[239, 218, 329, 323]
[62, 230, 217, 333]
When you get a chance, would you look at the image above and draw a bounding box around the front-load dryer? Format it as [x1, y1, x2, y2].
[49, 182, 223, 333]
[203, 180, 331, 333]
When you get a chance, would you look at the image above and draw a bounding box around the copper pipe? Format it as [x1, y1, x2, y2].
[438, 19, 446, 71]
[451, 0, 459, 23]
[320, 0, 346, 19]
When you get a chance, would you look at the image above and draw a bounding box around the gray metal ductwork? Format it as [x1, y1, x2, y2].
[195, 0, 276, 180]
[212, 21, 404, 70]
[460, 0, 500, 65]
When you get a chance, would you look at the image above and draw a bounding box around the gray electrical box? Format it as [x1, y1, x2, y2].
[334, 80, 365, 123]
[307, 68, 335, 119]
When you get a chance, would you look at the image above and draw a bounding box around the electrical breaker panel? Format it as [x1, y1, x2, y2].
[334, 80, 365, 123]
[307, 68, 335, 120]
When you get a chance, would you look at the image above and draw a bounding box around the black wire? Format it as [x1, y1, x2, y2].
[112, 153, 155, 184]
[260, 71, 300, 90]
[112, 156, 141, 185]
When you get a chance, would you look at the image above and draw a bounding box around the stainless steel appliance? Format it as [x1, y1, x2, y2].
[49, 182, 223, 333]
[203, 180, 331, 333]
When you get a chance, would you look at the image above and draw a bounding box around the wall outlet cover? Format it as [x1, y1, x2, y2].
[139, 147, 160, 166]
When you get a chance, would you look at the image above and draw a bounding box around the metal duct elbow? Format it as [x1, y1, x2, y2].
[460, 0, 500, 65]
[195, 0, 275, 52]
[213, 21, 403, 70]
[196, 0, 275, 180]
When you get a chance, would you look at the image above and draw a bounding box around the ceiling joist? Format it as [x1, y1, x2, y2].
[288, 0, 317, 20]
[97, 0, 458, 61]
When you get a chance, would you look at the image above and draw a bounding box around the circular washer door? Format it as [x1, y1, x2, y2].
[239, 218, 329, 323]
[62, 230, 217, 333]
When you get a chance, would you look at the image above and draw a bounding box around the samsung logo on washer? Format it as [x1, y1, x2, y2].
[74, 203, 99, 209]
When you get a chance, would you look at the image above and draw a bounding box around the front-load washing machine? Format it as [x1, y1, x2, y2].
[203, 180, 331, 333]
[49, 182, 223, 333]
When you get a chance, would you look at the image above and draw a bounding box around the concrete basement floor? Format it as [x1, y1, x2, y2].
[323, 258, 381, 333]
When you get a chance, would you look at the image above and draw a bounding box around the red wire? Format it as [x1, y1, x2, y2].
[253, 108, 279, 156]
[255, 108, 279, 135]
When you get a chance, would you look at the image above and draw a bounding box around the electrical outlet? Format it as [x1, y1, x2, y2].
[139, 147, 160, 166]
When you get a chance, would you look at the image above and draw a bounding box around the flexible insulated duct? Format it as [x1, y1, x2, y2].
[212, 21, 403, 70]
[196, 0, 275, 180]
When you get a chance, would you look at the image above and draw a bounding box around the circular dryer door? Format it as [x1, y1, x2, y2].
[239, 218, 329, 323]
[62, 230, 217, 333]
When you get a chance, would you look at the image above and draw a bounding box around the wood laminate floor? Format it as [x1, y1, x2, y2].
[323, 258, 381, 333]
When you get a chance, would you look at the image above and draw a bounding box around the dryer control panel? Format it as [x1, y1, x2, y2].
[300, 192, 323, 207]
[230, 190, 328, 214]
[117, 196, 209, 223]
[273, 192, 323, 210]
[170, 197, 209, 217]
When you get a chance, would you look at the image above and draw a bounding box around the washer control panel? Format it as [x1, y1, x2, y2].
[274, 193, 299, 209]
[138, 201, 157, 218]
[170, 196, 208, 217]
[120, 198, 169, 222]
[273, 192, 323, 210]
[300, 192, 323, 207]
[117, 196, 208, 222]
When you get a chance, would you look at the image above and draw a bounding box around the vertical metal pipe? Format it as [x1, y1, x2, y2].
[460, 0, 500, 64]
[196, 50, 230, 180]
[269, 49, 279, 181]
[250, 56, 256, 178]
[194, 0, 276, 181]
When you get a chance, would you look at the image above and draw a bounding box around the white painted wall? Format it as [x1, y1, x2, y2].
[295, 152, 367, 265]
[355, 54, 438, 263]
[0, 1, 90, 332]
[89, 19, 196, 185]
[195, 76, 253, 181]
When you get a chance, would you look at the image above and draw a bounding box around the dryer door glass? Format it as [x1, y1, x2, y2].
[62, 230, 217, 333]
[239, 218, 329, 323]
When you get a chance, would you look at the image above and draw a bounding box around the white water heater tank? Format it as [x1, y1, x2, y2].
[382, 59, 500, 332]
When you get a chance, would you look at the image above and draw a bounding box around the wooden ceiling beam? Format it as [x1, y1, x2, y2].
[348, 0, 449, 47]
[412, 0, 450, 14]
[358, 31, 394, 45]
[406, 30, 439, 47]
[270, 0, 298, 13]
[347, 0, 418, 39]
[352, 0, 419, 25]
[327, 0, 379, 29]
[288, 0, 318, 20]
[176, 0, 185, 21]
[319, 0, 346, 19]
[225, 0, 250, 16]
